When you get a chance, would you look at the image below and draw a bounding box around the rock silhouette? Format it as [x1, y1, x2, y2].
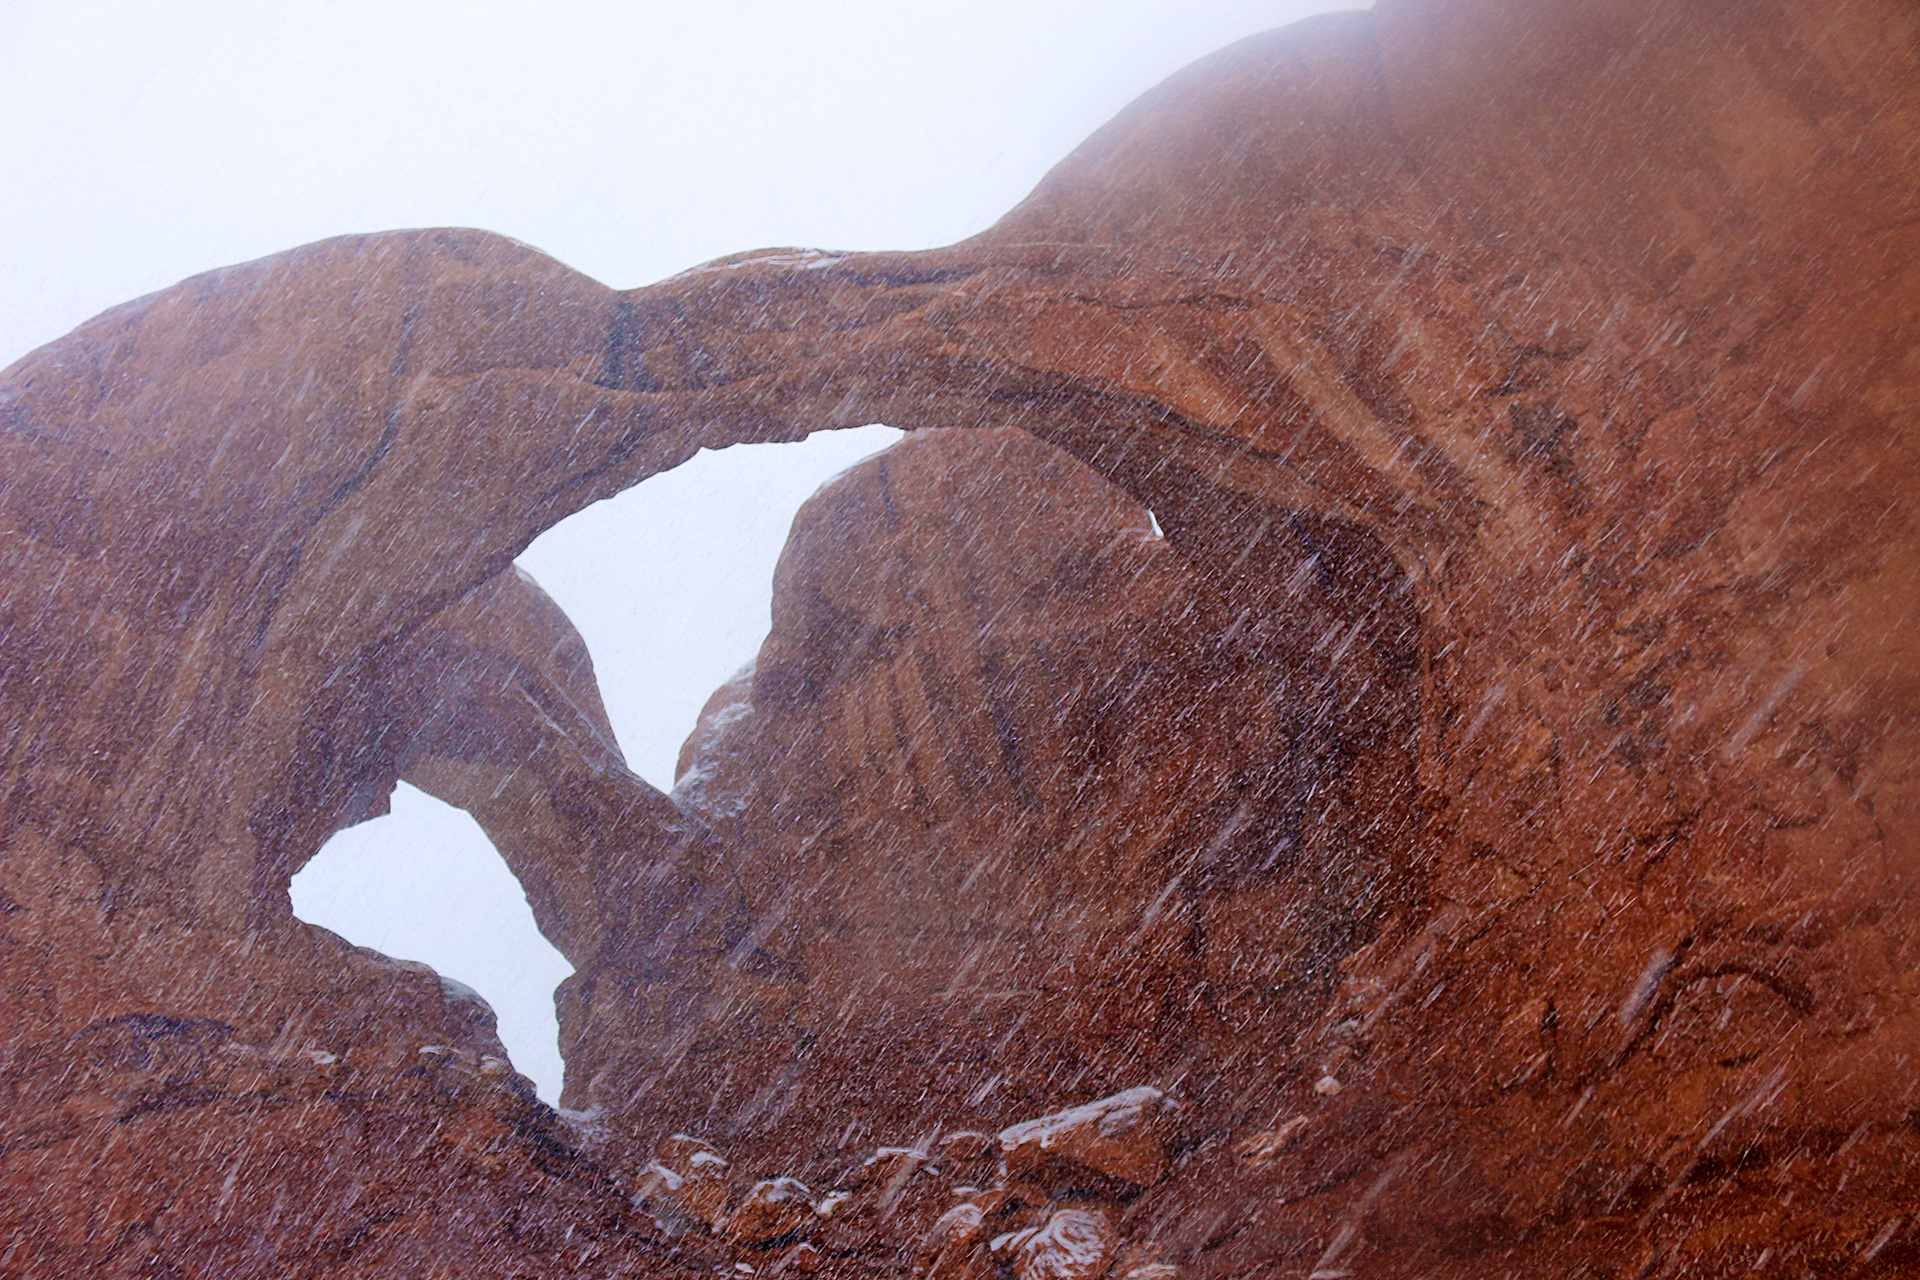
[3, 0, 1918, 1274]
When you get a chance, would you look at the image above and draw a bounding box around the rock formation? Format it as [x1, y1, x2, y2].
[3, 0, 1918, 1275]
[566, 425, 1417, 1170]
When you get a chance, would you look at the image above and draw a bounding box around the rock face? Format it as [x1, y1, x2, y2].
[0, 1012, 699, 1279]
[4, 0, 1919, 1275]
[565, 427, 1412, 1164]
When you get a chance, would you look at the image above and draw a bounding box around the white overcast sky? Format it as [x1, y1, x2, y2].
[3, 0, 1362, 1100]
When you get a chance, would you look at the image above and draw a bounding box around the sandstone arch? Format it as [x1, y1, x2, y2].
[3, 0, 1918, 1273]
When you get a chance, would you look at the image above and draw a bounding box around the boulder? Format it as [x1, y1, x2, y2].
[634, 1133, 734, 1229]
[724, 1177, 818, 1246]
[994, 1207, 1120, 1280]
[813, 1147, 949, 1258]
[918, 1204, 996, 1280]
[998, 1089, 1179, 1190]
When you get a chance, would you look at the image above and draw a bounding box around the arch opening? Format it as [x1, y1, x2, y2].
[291, 425, 903, 1101]
[549, 421, 1428, 1152]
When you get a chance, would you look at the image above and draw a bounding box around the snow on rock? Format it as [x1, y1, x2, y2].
[636, 1133, 733, 1228]
[814, 1146, 946, 1256]
[1109, 1249, 1181, 1280]
[998, 1087, 1179, 1188]
[917, 1203, 996, 1280]
[724, 1176, 818, 1245]
[996, 1207, 1120, 1280]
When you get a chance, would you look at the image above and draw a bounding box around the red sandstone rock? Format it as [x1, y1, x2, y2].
[998, 1089, 1177, 1190]
[573, 426, 1307, 1167]
[994, 1207, 1119, 1280]
[812, 1147, 950, 1258]
[723, 1177, 817, 1245]
[635, 1134, 734, 1230]
[936, 1131, 995, 1164]
[917, 1204, 995, 1280]
[379, 564, 718, 968]
[771, 1241, 825, 1275]
[0, 1012, 691, 1278]
[2, 0, 1917, 1275]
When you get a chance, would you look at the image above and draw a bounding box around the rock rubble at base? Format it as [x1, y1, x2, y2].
[607, 1088, 1181, 1280]
[636, 1134, 734, 1230]
[997, 1088, 1179, 1190]
[992, 1207, 1120, 1280]
[725, 1177, 819, 1245]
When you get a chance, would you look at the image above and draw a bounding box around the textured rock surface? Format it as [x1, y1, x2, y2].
[0, 1011, 708, 1279]
[998, 1207, 1120, 1280]
[997, 1089, 1177, 1190]
[3, 0, 1919, 1274]
[567, 426, 1395, 1165]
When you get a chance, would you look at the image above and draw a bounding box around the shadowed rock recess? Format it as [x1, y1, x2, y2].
[2, 0, 1917, 1274]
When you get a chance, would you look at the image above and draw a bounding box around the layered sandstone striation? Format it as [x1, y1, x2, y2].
[3, 0, 1918, 1275]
